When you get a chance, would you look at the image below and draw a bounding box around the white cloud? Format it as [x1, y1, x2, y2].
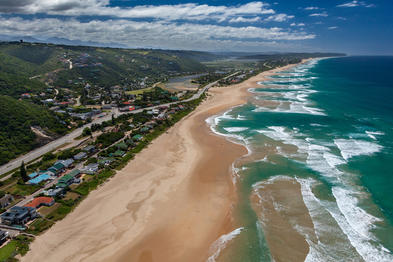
[309, 12, 328, 17]
[328, 26, 338, 30]
[290, 23, 305, 27]
[228, 16, 261, 23]
[0, 1, 316, 51]
[337, 1, 375, 8]
[265, 14, 294, 22]
[304, 7, 320, 10]
[0, 17, 315, 51]
[0, 1, 276, 22]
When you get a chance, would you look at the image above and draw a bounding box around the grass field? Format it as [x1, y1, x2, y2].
[39, 203, 60, 217]
[0, 240, 16, 261]
[125, 87, 153, 95]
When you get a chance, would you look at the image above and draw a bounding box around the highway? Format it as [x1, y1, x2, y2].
[0, 72, 238, 178]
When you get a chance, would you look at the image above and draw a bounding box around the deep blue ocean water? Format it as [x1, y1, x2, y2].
[208, 57, 393, 261]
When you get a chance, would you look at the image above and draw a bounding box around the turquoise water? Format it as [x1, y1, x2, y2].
[208, 57, 393, 261]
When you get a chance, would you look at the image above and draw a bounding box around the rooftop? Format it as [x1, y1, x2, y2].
[24, 197, 54, 208]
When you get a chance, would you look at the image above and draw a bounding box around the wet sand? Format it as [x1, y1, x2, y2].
[251, 177, 317, 262]
[22, 60, 310, 262]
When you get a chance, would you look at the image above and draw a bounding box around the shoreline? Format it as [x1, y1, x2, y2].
[22, 59, 311, 262]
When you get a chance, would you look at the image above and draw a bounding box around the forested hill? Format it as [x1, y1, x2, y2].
[0, 95, 67, 165]
[0, 42, 208, 98]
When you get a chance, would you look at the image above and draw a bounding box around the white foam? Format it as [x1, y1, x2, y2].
[223, 127, 249, 132]
[366, 131, 384, 140]
[206, 227, 244, 262]
[297, 180, 393, 262]
[334, 139, 383, 161]
[206, 112, 252, 156]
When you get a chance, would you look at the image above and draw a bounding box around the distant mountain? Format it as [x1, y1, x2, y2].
[237, 52, 346, 60]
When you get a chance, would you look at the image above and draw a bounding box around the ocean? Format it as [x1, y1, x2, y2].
[207, 56, 393, 261]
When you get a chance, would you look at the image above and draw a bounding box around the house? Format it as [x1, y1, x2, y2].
[1, 206, 37, 226]
[83, 145, 96, 154]
[98, 158, 114, 166]
[56, 174, 78, 188]
[48, 162, 66, 175]
[0, 230, 8, 245]
[140, 127, 150, 133]
[0, 194, 14, 209]
[55, 159, 74, 168]
[28, 172, 39, 179]
[28, 174, 53, 185]
[43, 188, 65, 197]
[81, 164, 99, 175]
[132, 134, 143, 141]
[115, 142, 128, 151]
[24, 197, 55, 209]
[73, 152, 87, 160]
[125, 139, 135, 146]
[68, 169, 81, 178]
[111, 150, 125, 157]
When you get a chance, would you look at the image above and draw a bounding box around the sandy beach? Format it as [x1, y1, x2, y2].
[22, 60, 310, 262]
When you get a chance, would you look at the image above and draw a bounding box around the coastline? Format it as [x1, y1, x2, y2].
[22, 59, 311, 262]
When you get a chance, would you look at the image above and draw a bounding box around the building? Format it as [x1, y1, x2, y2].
[24, 197, 55, 209]
[28, 172, 39, 179]
[115, 142, 128, 151]
[68, 169, 81, 178]
[132, 134, 143, 141]
[73, 152, 87, 160]
[55, 159, 74, 168]
[48, 162, 66, 175]
[98, 157, 114, 166]
[0, 194, 14, 209]
[43, 188, 64, 197]
[0, 230, 8, 245]
[81, 164, 99, 175]
[1, 206, 37, 226]
[28, 173, 53, 185]
[110, 150, 125, 157]
[56, 174, 79, 188]
[83, 145, 96, 153]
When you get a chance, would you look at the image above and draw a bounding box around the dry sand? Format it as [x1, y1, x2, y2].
[22, 61, 310, 262]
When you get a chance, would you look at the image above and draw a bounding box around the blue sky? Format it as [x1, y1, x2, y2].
[0, 0, 392, 54]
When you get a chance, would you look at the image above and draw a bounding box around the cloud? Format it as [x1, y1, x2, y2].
[309, 12, 328, 17]
[0, 1, 316, 51]
[337, 1, 375, 8]
[304, 7, 320, 10]
[0, 16, 315, 50]
[290, 23, 305, 27]
[265, 14, 294, 22]
[328, 26, 338, 30]
[228, 16, 261, 23]
[0, 1, 276, 22]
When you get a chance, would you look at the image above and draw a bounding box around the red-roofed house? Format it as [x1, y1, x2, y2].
[24, 197, 55, 209]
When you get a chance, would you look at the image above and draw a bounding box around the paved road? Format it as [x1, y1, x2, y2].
[0, 72, 238, 178]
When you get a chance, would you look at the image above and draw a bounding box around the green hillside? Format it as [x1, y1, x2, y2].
[0, 95, 67, 165]
[0, 42, 208, 98]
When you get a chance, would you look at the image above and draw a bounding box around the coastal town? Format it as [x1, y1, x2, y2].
[0, 41, 341, 261]
[0, 58, 245, 259]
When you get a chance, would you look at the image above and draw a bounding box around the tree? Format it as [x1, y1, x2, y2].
[20, 161, 28, 182]
[111, 114, 115, 125]
[82, 127, 92, 137]
[42, 152, 56, 162]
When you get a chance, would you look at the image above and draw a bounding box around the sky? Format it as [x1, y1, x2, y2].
[0, 0, 392, 55]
